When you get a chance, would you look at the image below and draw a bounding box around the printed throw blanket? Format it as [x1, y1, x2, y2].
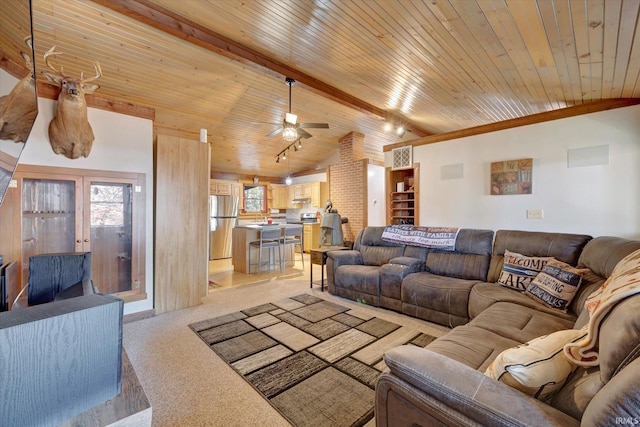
[563, 248, 640, 367]
[381, 225, 460, 251]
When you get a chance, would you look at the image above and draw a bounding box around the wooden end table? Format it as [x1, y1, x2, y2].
[310, 246, 349, 291]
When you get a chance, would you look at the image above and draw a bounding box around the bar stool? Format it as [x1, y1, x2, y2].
[281, 225, 304, 270]
[249, 226, 282, 274]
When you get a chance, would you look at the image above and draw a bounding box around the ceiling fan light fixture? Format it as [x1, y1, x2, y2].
[282, 126, 297, 141]
[285, 112, 297, 124]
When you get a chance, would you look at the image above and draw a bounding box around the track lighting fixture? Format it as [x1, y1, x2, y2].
[275, 137, 305, 163]
[383, 122, 410, 138]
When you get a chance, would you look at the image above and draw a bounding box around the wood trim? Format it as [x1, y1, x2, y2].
[384, 99, 640, 151]
[36, 82, 156, 120]
[123, 309, 155, 324]
[93, 0, 430, 137]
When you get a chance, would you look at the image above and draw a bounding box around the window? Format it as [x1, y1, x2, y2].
[244, 184, 266, 212]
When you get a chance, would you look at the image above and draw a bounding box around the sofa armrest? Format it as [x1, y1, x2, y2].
[377, 346, 579, 427]
[326, 250, 363, 268]
[388, 256, 425, 269]
[380, 257, 425, 293]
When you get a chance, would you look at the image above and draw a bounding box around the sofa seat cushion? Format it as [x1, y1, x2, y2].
[333, 265, 380, 296]
[401, 272, 482, 327]
[426, 324, 522, 371]
[471, 302, 576, 347]
[469, 282, 577, 322]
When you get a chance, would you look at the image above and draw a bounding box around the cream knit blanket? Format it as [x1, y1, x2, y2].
[563, 249, 640, 367]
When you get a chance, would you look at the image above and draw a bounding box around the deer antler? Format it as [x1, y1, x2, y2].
[81, 62, 102, 83]
[43, 45, 66, 77]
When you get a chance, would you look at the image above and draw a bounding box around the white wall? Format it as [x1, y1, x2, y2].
[386, 104, 640, 239]
[20, 97, 154, 315]
[367, 163, 386, 226]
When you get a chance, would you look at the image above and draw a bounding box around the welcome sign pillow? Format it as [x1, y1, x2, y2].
[497, 250, 553, 291]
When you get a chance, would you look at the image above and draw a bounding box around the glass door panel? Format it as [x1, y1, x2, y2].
[21, 178, 76, 283]
[88, 181, 132, 294]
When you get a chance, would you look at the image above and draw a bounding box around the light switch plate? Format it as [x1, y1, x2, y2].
[526, 209, 543, 219]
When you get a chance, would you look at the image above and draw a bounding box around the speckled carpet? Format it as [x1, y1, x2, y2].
[190, 294, 436, 427]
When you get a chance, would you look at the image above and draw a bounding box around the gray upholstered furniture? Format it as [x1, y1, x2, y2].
[27, 252, 94, 305]
[326, 227, 640, 425]
[376, 235, 640, 426]
[0, 293, 123, 426]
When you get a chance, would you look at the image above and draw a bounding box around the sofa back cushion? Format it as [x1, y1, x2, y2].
[487, 230, 592, 283]
[357, 226, 406, 266]
[424, 229, 494, 281]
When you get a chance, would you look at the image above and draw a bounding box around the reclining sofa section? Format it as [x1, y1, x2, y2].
[327, 227, 493, 326]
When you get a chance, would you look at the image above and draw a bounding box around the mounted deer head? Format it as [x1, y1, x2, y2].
[42, 45, 101, 159]
[0, 37, 37, 143]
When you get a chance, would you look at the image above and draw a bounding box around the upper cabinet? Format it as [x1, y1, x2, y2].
[210, 179, 241, 196]
[294, 182, 328, 207]
[272, 185, 293, 209]
[386, 164, 419, 226]
[272, 182, 328, 209]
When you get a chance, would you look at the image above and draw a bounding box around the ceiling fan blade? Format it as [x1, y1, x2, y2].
[249, 121, 282, 125]
[297, 129, 313, 139]
[267, 127, 284, 137]
[298, 123, 329, 129]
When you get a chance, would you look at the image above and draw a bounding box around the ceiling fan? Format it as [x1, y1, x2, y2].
[263, 77, 329, 140]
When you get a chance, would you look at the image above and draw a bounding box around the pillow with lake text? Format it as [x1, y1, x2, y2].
[525, 259, 588, 311]
[497, 250, 553, 291]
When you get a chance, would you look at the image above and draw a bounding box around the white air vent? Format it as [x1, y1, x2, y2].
[391, 146, 413, 170]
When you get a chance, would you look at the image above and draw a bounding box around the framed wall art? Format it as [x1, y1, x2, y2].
[490, 158, 532, 195]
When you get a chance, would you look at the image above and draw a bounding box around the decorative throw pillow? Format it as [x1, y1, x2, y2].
[497, 250, 553, 291]
[525, 259, 588, 311]
[485, 329, 586, 401]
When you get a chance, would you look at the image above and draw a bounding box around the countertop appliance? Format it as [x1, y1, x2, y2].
[210, 195, 239, 260]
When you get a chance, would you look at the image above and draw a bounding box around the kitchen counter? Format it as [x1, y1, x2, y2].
[232, 224, 300, 273]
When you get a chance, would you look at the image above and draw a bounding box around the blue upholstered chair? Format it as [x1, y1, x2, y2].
[25, 252, 94, 306]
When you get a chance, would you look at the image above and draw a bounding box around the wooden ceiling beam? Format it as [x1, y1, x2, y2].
[92, 0, 432, 137]
[385, 98, 640, 151]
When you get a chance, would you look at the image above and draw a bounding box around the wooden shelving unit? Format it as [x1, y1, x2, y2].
[386, 164, 419, 225]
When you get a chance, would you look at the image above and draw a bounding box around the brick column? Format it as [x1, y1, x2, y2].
[328, 132, 367, 243]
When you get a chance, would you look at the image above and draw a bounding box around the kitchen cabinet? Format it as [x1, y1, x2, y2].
[386, 164, 419, 226]
[292, 182, 328, 207]
[271, 185, 293, 209]
[303, 223, 320, 253]
[211, 179, 241, 196]
[14, 165, 146, 302]
[310, 182, 328, 207]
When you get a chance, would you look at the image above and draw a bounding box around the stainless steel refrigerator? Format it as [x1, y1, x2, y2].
[209, 195, 239, 259]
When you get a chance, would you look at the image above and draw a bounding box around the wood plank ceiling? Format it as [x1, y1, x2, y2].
[12, 0, 640, 179]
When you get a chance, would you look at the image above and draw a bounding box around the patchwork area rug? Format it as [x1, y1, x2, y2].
[190, 294, 437, 427]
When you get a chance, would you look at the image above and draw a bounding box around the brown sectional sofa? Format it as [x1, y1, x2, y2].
[325, 226, 640, 426]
